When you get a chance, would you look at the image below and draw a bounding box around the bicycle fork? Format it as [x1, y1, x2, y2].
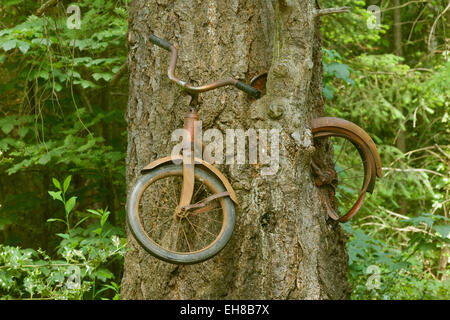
[175, 105, 233, 219]
[175, 107, 198, 218]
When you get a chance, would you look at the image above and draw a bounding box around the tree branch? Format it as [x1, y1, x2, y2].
[314, 6, 350, 18]
[381, 0, 430, 13]
[35, 0, 60, 17]
[427, 2, 450, 51]
[110, 62, 128, 86]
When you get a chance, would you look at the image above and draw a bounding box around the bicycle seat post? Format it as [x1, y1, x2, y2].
[188, 92, 199, 112]
[184, 93, 200, 154]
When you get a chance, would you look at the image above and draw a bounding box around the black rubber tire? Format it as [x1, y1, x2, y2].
[127, 163, 235, 264]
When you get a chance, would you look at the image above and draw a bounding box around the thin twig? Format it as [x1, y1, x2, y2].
[0, 263, 84, 269]
[75, 86, 94, 113]
[110, 62, 128, 86]
[359, 222, 435, 236]
[434, 144, 450, 160]
[382, 167, 444, 177]
[381, 0, 430, 13]
[378, 206, 410, 220]
[407, 5, 427, 43]
[35, 0, 60, 16]
[314, 6, 350, 18]
[428, 2, 450, 51]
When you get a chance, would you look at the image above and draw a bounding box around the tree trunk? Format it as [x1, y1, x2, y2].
[393, 0, 403, 57]
[121, 0, 349, 299]
[393, 0, 407, 215]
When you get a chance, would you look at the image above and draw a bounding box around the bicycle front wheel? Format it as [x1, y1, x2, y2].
[127, 163, 235, 264]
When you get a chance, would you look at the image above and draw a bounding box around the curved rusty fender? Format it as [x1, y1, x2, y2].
[312, 116, 382, 177]
[140, 155, 238, 204]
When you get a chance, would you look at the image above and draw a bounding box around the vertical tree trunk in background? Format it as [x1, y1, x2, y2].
[393, 0, 403, 57]
[393, 0, 407, 215]
[121, 0, 349, 299]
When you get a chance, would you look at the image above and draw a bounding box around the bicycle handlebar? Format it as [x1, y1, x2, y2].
[149, 34, 261, 98]
[149, 34, 172, 51]
[235, 80, 262, 97]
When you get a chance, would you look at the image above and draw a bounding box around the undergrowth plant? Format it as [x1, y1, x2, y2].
[0, 176, 125, 300]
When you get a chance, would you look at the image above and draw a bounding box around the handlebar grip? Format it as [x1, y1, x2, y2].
[235, 80, 261, 98]
[149, 34, 172, 51]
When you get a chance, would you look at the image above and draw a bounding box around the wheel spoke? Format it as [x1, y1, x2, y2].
[340, 174, 366, 180]
[186, 217, 217, 237]
[336, 163, 361, 174]
[150, 205, 175, 211]
[336, 190, 355, 202]
[185, 217, 201, 237]
[148, 216, 173, 235]
[181, 224, 193, 252]
[194, 209, 222, 224]
[170, 178, 179, 207]
[333, 138, 347, 167]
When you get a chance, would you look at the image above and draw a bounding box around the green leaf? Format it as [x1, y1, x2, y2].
[52, 178, 61, 190]
[53, 82, 63, 92]
[17, 41, 30, 54]
[48, 191, 63, 202]
[323, 84, 334, 100]
[31, 38, 52, 47]
[87, 209, 102, 217]
[73, 216, 90, 229]
[100, 211, 110, 227]
[65, 196, 77, 214]
[63, 175, 72, 193]
[433, 225, 450, 238]
[1, 122, 14, 134]
[56, 233, 70, 240]
[406, 215, 435, 228]
[2, 40, 17, 52]
[46, 218, 65, 224]
[38, 152, 51, 165]
[18, 126, 29, 138]
[93, 227, 102, 236]
[74, 79, 98, 89]
[95, 268, 114, 282]
[92, 73, 113, 81]
[327, 62, 352, 83]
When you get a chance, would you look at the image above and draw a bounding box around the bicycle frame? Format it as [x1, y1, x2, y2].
[146, 34, 256, 217]
[147, 36, 381, 223]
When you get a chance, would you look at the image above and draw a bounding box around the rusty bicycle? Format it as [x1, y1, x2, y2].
[127, 35, 381, 265]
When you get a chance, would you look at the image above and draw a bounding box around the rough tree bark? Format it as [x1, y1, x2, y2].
[121, 0, 349, 299]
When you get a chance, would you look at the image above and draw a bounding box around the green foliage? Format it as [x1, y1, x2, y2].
[0, 0, 129, 298]
[1, 108, 124, 175]
[0, 177, 125, 300]
[0, 0, 129, 244]
[321, 0, 450, 300]
[343, 216, 450, 299]
[1, 0, 449, 301]
[322, 48, 354, 99]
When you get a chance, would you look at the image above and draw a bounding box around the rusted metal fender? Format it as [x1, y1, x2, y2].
[312, 117, 382, 192]
[141, 155, 238, 204]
